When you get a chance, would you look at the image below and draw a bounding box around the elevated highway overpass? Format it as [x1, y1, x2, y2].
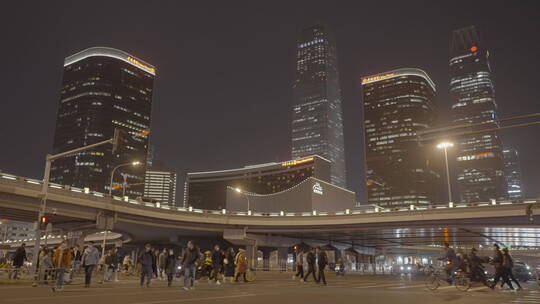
[1, 172, 539, 251]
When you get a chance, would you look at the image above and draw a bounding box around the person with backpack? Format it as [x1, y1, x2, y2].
[234, 248, 249, 283]
[224, 248, 236, 283]
[180, 241, 200, 290]
[490, 244, 514, 290]
[316, 247, 328, 285]
[164, 249, 176, 287]
[138, 244, 154, 287]
[51, 240, 72, 292]
[82, 242, 100, 288]
[502, 248, 522, 290]
[11, 243, 26, 280]
[292, 247, 304, 280]
[303, 248, 317, 283]
[210, 244, 223, 285]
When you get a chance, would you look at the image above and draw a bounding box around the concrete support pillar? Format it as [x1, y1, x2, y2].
[277, 247, 288, 272]
[245, 243, 258, 270]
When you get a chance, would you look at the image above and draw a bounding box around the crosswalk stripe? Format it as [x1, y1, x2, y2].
[354, 283, 403, 289]
[387, 283, 426, 289]
[468, 287, 489, 292]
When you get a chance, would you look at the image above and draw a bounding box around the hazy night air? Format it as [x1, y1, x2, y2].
[1, 1, 538, 203]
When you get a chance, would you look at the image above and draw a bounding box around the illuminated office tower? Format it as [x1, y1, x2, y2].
[144, 166, 177, 207]
[449, 26, 505, 203]
[51, 47, 155, 198]
[291, 24, 346, 188]
[361, 68, 439, 208]
[502, 147, 523, 199]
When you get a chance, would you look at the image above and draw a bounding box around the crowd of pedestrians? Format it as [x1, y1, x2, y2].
[292, 247, 328, 285]
[0, 239, 533, 294]
[135, 240, 250, 291]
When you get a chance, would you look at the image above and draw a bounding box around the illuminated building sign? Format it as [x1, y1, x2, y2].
[127, 56, 156, 74]
[313, 182, 323, 195]
[361, 73, 395, 84]
[281, 157, 314, 167]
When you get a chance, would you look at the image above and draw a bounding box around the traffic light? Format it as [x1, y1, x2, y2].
[112, 128, 128, 154]
[39, 216, 49, 231]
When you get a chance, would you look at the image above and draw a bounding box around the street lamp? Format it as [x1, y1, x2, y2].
[235, 188, 250, 214]
[109, 161, 141, 196]
[437, 142, 454, 204]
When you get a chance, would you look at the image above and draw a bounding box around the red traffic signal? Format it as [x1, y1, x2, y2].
[39, 216, 49, 230]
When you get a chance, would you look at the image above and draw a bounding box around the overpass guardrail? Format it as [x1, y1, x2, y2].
[1, 172, 539, 219]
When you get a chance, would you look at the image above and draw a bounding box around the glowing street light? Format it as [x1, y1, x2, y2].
[109, 161, 141, 195]
[437, 142, 454, 149]
[437, 142, 454, 204]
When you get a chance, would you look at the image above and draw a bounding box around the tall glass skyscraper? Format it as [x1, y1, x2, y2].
[449, 26, 505, 203]
[502, 147, 523, 199]
[362, 68, 440, 208]
[291, 24, 346, 188]
[51, 47, 155, 198]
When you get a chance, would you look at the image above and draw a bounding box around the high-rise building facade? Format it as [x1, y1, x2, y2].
[291, 24, 346, 188]
[449, 26, 505, 203]
[144, 167, 177, 206]
[51, 47, 155, 198]
[361, 68, 440, 207]
[185, 156, 331, 210]
[502, 147, 523, 199]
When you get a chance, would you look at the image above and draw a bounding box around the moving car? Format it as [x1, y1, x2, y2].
[513, 262, 533, 282]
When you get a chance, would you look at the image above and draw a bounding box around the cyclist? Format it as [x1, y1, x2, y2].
[468, 248, 490, 287]
[437, 242, 458, 284]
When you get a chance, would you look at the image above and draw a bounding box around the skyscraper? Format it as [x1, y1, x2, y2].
[291, 24, 346, 188]
[502, 147, 523, 199]
[449, 26, 505, 203]
[144, 166, 177, 207]
[361, 68, 440, 208]
[51, 47, 155, 198]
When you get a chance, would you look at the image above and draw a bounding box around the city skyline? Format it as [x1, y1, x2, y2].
[362, 68, 440, 207]
[1, 1, 539, 202]
[449, 26, 506, 203]
[50, 47, 154, 198]
[291, 25, 347, 188]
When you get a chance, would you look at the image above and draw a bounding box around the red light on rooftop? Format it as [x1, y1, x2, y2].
[470, 45, 478, 52]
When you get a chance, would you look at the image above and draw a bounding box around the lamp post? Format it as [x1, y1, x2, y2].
[104, 161, 139, 256]
[32, 135, 119, 283]
[235, 188, 250, 214]
[437, 142, 454, 204]
[109, 161, 141, 196]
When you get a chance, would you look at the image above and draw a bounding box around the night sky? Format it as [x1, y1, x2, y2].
[1, 1, 539, 201]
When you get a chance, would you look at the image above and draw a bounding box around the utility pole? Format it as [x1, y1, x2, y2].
[31, 136, 117, 280]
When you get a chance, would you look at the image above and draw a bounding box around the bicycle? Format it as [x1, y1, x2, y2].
[424, 266, 471, 291]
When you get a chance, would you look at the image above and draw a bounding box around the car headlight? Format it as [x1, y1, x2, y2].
[400, 267, 404, 270]
[407, 267, 411, 270]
